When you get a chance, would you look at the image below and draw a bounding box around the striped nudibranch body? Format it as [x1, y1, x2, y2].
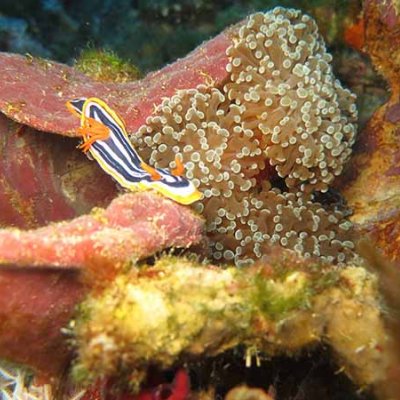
[67, 97, 202, 205]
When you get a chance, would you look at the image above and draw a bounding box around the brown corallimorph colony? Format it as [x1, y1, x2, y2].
[133, 8, 357, 266]
[225, 11, 357, 193]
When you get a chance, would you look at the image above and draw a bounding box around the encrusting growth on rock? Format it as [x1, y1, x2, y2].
[71, 254, 394, 395]
[134, 8, 358, 266]
[0, 192, 205, 268]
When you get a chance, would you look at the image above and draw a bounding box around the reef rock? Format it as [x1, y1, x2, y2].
[0, 113, 117, 228]
[0, 3, 399, 399]
[0, 191, 204, 268]
[0, 30, 230, 137]
[341, 0, 400, 265]
[0, 191, 204, 376]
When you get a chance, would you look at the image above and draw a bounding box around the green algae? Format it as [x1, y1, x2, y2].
[250, 272, 311, 320]
[74, 48, 141, 83]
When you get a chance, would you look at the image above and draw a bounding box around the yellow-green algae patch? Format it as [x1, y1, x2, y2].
[250, 270, 311, 320]
[74, 49, 141, 83]
[70, 254, 393, 393]
[72, 257, 249, 384]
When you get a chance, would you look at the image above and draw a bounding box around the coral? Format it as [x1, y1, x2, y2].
[0, 30, 230, 136]
[224, 10, 357, 193]
[74, 48, 141, 83]
[0, 192, 204, 376]
[0, 8, 357, 266]
[0, 268, 83, 376]
[343, 0, 400, 378]
[359, 241, 400, 399]
[71, 254, 395, 394]
[341, 0, 400, 264]
[0, 3, 398, 399]
[0, 191, 204, 268]
[0, 113, 117, 229]
[134, 8, 357, 265]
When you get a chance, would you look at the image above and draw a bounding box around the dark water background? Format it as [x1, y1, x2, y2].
[0, 0, 354, 72]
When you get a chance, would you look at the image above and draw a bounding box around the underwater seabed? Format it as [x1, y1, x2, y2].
[0, 1, 399, 400]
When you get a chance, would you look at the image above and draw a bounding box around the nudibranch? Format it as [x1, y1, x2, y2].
[66, 97, 202, 205]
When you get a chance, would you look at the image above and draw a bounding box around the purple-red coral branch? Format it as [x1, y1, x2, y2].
[0, 28, 232, 137]
[0, 192, 204, 268]
[0, 268, 83, 376]
[0, 191, 204, 376]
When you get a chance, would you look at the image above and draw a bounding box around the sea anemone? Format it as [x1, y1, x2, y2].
[133, 7, 357, 266]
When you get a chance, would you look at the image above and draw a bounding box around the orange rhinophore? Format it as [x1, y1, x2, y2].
[77, 116, 110, 153]
[66, 97, 203, 205]
[171, 155, 185, 177]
